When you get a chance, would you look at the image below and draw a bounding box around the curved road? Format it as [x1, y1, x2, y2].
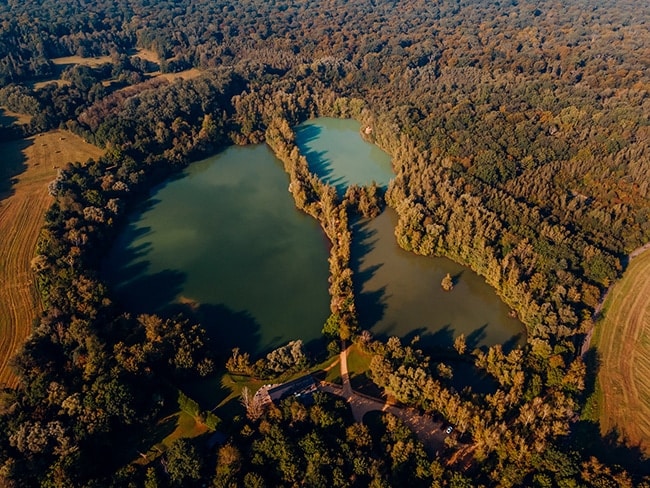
[319, 345, 447, 453]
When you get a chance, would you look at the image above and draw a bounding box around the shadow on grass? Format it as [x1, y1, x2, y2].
[569, 347, 650, 478]
[0, 136, 30, 200]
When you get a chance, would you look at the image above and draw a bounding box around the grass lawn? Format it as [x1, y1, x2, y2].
[346, 343, 382, 396]
[132, 409, 211, 466]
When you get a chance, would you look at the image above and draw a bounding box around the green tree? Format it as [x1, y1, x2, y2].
[165, 439, 202, 487]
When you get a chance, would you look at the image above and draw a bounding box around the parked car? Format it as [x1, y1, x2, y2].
[445, 426, 453, 434]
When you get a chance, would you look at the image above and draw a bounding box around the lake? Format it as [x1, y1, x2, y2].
[297, 117, 525, 350]
[295, 117, 393, 194]
[107, 117, 524, 359]
[352, 210, 524, 350]
[105, 144, 331, 355]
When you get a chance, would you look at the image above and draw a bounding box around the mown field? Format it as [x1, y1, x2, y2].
[0, 130, 103, 387]
[595, 249, 650, 454]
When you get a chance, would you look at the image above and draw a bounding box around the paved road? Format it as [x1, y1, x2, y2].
[319, 345, 447, 453]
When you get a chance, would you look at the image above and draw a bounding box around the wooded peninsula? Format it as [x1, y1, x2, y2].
[0, 0, 648, 486]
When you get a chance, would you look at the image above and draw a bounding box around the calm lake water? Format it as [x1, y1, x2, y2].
[352, 210, 525, 350]
[295, 117, 393, 194]
[105, 144, 331, 355]
[298, 117, 525, 350]
[107, 118, 524, 360]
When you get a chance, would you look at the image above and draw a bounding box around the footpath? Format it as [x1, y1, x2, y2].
[318, 345, 447, 454]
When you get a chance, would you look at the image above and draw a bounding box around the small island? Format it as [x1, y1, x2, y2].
[441, 272, 454, 291]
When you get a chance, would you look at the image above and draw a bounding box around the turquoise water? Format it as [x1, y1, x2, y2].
[295, 117, 393, 194]
[105, 144, 331, 355]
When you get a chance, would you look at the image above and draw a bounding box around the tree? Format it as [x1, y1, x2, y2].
[441, 273, 454, 291]
[453, 334, 467, 355]
[165, 439, 202, 487]
[240, 387, 264, 421]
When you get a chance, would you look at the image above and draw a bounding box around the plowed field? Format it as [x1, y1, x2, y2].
[595, 248, 650, 454]
[0, 130, 103, 387]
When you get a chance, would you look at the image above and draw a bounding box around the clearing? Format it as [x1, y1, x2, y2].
[594, 247, 650, 454]
[33, 52, 202, 90]
[0, 130, 103, 387]
[0, 108, 32, 126]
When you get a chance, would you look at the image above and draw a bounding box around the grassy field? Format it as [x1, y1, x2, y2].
[0, 130, 103, 387]
[33, 53, 202, 90]
[594, 248, 650, 454]
[32, 56, 114, 89]
[51, 55, 113, 66]
[158, 68, 203, 82]
[132, 48, 159, 64]
[0, 108, 32, 126]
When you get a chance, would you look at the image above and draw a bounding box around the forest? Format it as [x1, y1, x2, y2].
[0, 0, 648, 486]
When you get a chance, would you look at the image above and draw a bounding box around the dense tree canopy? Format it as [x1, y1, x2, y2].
[0, 0, 648, 485]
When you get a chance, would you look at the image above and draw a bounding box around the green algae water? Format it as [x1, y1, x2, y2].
[295, 117, 393, 194]
[105, 144, 330, 355]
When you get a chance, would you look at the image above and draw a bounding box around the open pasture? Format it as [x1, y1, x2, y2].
[0, 130, 103, 387]
[595, 248, 650, 454]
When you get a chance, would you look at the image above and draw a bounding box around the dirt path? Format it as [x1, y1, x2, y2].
[0, 130, 102, 387]
[320, 345, 447, 453]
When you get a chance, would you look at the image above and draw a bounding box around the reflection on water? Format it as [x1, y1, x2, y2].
[352, 210, 525, 350]
[105, 144, 331, 355]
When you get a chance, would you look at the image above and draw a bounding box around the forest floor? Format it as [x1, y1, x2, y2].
[0, 130, 103, 387]
[594, 245, 650, 455]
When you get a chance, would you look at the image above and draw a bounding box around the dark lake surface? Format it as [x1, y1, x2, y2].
[352, 209, 525, 350]
[107, 118, 524, 360]
[297, 117, 525, 350]
[105, 144, 331, 355]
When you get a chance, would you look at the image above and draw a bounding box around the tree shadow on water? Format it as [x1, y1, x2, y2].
[451, 270, 464, 287]
[417, 324, 456, 350]
[350, 218, 387, 329]
[501, 332, 524, 353]
[181, 303, 262, 359]
[466, 323, 488, 350]
[295, 122, 322, 145]
[301, 147, 346, 193]
[111, 268, 186, 315]
[402, 327, 432, 346]
[295, 123, 350, 193]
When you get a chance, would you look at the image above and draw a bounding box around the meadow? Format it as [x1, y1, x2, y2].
[0, 129, 103, 386]
[595, 249, 650, 454]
